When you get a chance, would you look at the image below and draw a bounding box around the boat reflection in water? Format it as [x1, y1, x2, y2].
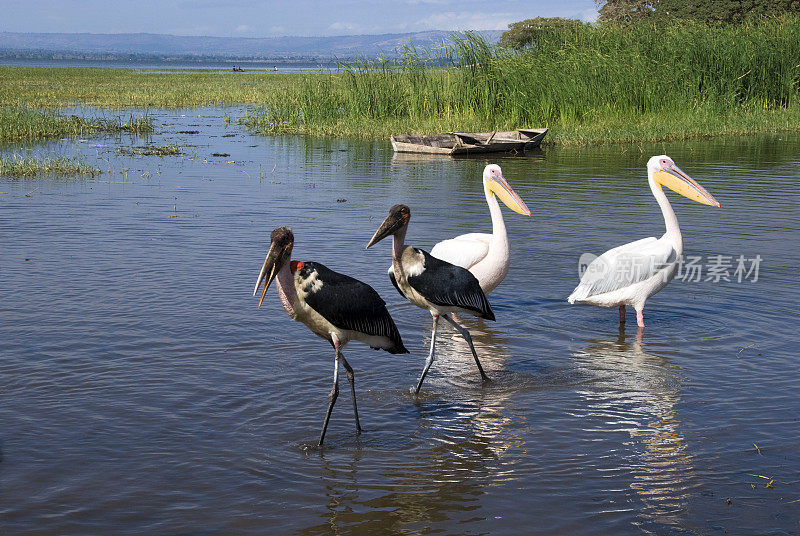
[572, 327, 696, 532]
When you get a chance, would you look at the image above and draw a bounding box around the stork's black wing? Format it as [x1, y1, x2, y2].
[301, 262, 408, 353]
[407, 249, 495, 320]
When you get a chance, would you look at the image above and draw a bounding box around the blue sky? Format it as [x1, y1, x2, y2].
[1, 0, 599, 37]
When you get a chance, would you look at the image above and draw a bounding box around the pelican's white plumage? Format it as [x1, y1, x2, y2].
[568, 236, 678, 309]
[568, 155, 720, 328]
[431, 164, 530, 294]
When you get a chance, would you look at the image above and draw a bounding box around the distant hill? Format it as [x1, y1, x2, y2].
[0, 30, 503, 61]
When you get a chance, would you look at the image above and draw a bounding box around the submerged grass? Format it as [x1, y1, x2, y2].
[0, 154, 101, 177]
[117, 144, 182, 156]
[243, 16, 800, 144]
[0, 107, 153, 142]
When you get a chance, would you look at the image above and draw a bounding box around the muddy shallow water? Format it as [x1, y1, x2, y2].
[1, 108, 798, 535]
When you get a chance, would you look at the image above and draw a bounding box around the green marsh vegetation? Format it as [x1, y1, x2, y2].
[0, 154, 101, 178]
[0, 106, 152, 142]
[2, 16, 799, 145]
[0, 66, 297, 143]
[245, 16, 800, 144]
[117, 144, 183, 156]
[0, 66, 306, 109]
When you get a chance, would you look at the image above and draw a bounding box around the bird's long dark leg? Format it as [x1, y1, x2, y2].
[619, 305, 626, 325]
[337, 346, 362, 435]
[319, 351, 340, 447]
[442, 314, 489, 382]
[415, 314, 439, 395]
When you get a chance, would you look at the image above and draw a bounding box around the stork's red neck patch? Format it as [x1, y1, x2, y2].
[290, 260, 304, 273]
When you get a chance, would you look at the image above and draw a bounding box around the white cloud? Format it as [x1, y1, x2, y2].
[328, 21, 363, 33]
[234, 24, 252, 33]
[415, 11, 517, 31]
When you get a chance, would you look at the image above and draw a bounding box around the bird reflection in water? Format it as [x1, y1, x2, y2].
[574, 327, 697, 531]
[417, 317, 511, 388]
[414, 317, 524, 460]
[298, 321, 522, 535]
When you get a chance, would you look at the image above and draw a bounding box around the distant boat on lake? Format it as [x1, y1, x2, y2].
[390, 128, 548, 155]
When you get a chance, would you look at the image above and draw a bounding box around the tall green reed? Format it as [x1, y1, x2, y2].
[246, 16, 800, 139]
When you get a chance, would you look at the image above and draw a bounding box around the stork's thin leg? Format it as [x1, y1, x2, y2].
[319, 352, 340, 447]
[619, 305, 626, 325]
[442, 314, 489, 382]
[415, 314, 439, 395]
[636, 309, 645, 328]
[338, 350, 362, 435]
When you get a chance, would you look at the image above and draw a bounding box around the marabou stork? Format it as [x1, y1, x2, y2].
[253, 226, 408, 447]
[568, 155, 721, 328]
[365, 204, 495, 394]
[430, 164, 531, 294]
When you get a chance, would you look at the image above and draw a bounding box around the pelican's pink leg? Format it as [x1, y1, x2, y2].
[619, 305, 626, 324]
[636, 309, 645, 328]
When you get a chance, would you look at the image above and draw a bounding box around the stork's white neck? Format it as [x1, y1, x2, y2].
[274, 260, 297, 318]
[648, 170, 683, 251]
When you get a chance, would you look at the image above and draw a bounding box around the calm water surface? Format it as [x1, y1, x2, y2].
[1, 108, 799, 535]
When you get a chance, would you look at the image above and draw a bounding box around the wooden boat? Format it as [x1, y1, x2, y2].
[390, 128, 547, 155]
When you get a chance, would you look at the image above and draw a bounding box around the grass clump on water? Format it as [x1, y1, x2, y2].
[0, 107, 153, 142]
[0, 154, 101, 178]
[244, 16, 800, 144]
[117, 144, 182, 156]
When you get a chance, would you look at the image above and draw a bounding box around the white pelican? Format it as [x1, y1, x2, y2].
[430, 164, 531, 294]
[253, 226, 408, 447]
[366, 204, 494, 394]
[568, 155, 721, 328]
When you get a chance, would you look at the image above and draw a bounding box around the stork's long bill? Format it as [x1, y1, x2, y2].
[654, 164, 721, 207]
[488, 172, 531, 216]
[253, 227, 294, 308]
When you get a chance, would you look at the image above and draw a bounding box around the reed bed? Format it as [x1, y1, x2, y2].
[0, 154, 101, 177]
[0, 107, 153, 142]
[245, 17, 800, 144]
[2, 17, 799, 144]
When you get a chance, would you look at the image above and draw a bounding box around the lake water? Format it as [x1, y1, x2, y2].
[1, 108, 798, 535]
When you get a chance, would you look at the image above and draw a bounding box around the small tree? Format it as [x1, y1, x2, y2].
[500, 17, 585, 49]
[655, 0, 800, 23]
[595, 0, 800, 23]
[596, 0, 658, 22]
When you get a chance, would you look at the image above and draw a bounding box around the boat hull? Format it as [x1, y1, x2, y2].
[390, 129, 548, 155]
